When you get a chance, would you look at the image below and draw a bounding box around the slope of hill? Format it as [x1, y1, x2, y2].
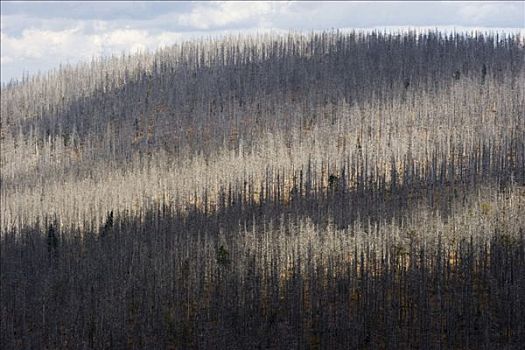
[1, 30, 524, 349]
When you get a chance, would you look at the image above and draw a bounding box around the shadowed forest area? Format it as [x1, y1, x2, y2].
[1, 30, 525, 349]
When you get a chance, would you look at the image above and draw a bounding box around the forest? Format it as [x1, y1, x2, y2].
[1, 30, 524, 349]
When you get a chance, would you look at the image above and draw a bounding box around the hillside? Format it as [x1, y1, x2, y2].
[1, 30, 525, 349]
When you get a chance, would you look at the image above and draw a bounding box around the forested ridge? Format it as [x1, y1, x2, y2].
[1, 30, 524, 349]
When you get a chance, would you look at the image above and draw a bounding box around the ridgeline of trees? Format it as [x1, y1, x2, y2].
[1, 30, 524, 348]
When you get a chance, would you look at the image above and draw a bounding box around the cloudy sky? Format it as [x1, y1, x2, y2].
[1, 1, 524, 82]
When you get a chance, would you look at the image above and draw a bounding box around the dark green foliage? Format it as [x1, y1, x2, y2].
[46, 223, 58, 257]
[328, 174, 338, 189]
[62, 132, 70, 147]
[100, 210, 113, 238]
[217, 245, 230, 266]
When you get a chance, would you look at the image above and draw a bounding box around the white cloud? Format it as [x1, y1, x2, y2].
[1, 56, 13, 65]
[456, 2, 524, 26]
[2, 27, 84, 61]
[103, 29, 149, 49]
[1, 23, 184, 81]
[176, 1, 291, 30]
